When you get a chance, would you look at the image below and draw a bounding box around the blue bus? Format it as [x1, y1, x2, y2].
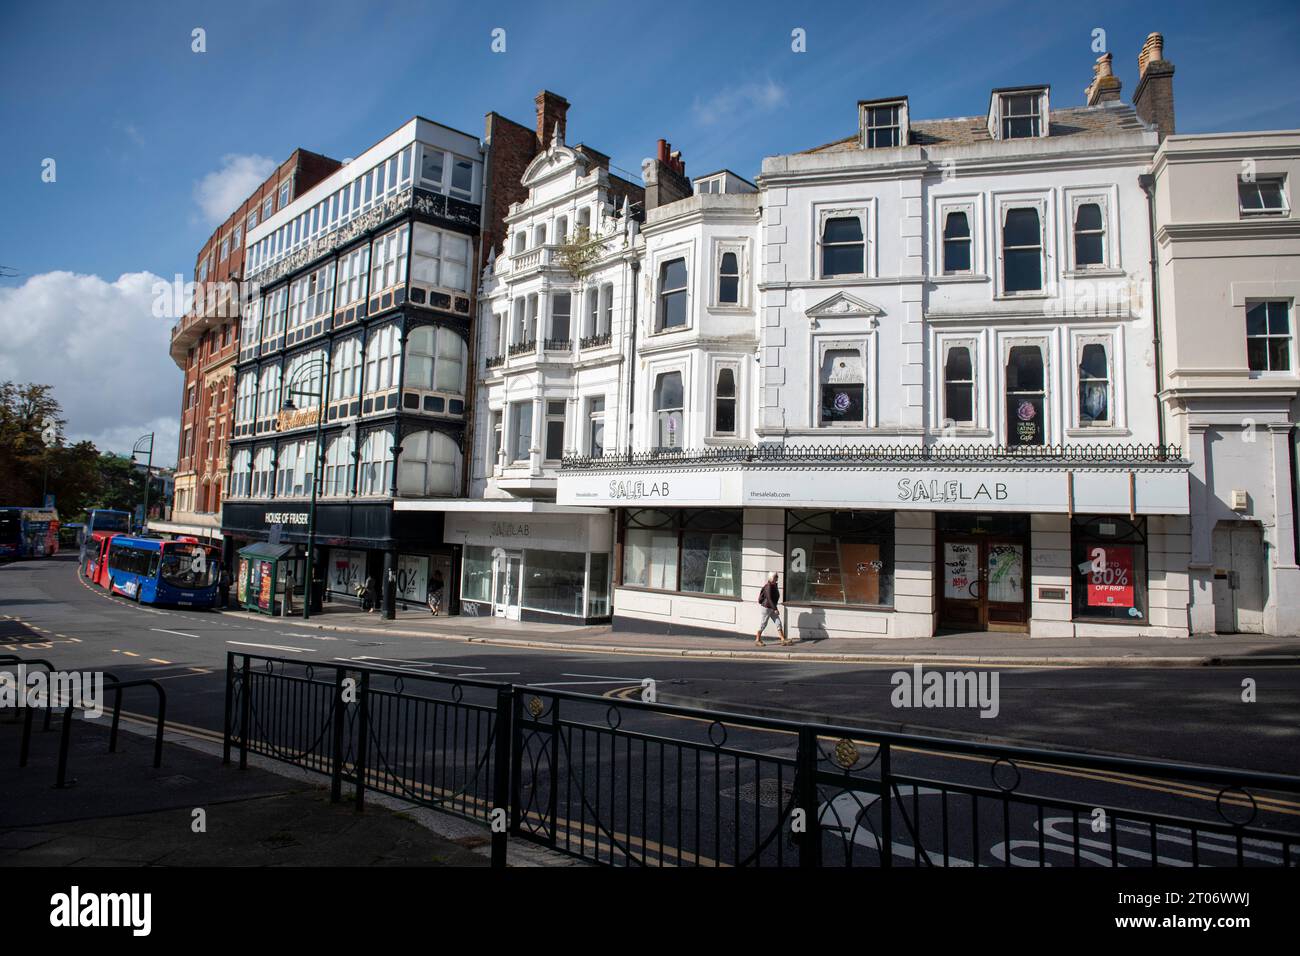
[0, 506, 60, 559]
[106, 536, 221, 607]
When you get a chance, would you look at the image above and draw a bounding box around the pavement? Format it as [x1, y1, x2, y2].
[218, 600, 1300, 667]
[0, 706, 573, 868]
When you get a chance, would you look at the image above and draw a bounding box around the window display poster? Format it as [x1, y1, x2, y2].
[396, 554, 429, 604]
[1086, 544, 1134, 608]
[237, 558, 249, 605]
[257, 560, 272, 611]
[944, 542, 979, 599]
[329, 549, 366, 597]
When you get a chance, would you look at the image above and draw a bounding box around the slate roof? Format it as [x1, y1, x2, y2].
[802, 103, 1149, 153]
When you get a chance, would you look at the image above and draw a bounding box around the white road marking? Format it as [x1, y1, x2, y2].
[530, 679, 642, 687]
[562, 672, 652, 681]
[151, 628, 200, 639]
[351, 655, 483, 669]
[227, 641, 310, 654]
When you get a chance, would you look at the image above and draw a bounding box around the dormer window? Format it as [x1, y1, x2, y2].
[858, 98, 909, 149]
[1001, 94, 1040, 138]
[990, 87, 1048, 140]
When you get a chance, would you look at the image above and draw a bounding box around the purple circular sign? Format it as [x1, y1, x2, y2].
[1017, 400, 1036, 422]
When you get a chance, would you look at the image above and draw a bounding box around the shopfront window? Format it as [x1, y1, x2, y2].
[621, 508, 742, 598]
[588, 553, 610, 617]
[1072, 515, 1147, 623]
[462, 545, 493, 604]
[785, 510, 894, 607]
[522, 549, 586, 616]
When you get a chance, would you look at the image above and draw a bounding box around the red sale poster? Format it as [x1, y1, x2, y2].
[1087, 545, 1134, 607]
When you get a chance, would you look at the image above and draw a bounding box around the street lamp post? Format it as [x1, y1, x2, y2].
[133, 433, 155, 533]
[282, 355, 330, 621]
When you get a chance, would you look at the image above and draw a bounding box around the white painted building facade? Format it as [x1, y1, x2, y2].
[559, 86, 1193, 640]
[1153, 130, 1300, 636]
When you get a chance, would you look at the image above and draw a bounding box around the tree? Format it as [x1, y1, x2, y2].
[0, 382, 65, 506]
[554, 224, 607, 280]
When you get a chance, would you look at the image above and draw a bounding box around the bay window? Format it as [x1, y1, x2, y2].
[511, 402, 533, 463]
[323, 431, 355, 497]
[657, 258, 688, 330]
[370, 226, 409, 294]
[653, 371, 684, 450]
[357, 428, 394, 496]
[397, 429, 460, 496]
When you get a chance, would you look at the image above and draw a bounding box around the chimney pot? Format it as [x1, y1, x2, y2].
[535, 90, 569, 150]
[1133, 32, 1175, 138]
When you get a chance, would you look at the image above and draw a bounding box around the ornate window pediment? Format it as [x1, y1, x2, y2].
[805, 291, 884, 329]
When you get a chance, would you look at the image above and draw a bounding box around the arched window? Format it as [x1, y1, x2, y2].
[534, 223, 547, 246]
[397, 429, 462, 497]
[943, 211, 971, 274]
[251, 446, 275, 498]
[230, 448, 251, 498]
[403, 326, 467, 394]
[283, 350, 326, 409]
[943, 345, 974, 425]
[1073, 203, 1105, 268]
[556, 216, 568, 242]
[714, 367, 737, 435]
[717, 251, 740, 304]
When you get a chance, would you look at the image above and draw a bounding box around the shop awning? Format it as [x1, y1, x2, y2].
[237, 542, 295, 560]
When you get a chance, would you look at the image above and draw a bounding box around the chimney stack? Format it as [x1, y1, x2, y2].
[1132, 32, 1175, 139]
[535, 90, 569, 150]
[642, 139, 692, 212]
[1084, 52, 1123, 105]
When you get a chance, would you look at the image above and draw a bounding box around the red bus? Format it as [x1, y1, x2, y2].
[85, 532, 123, 588]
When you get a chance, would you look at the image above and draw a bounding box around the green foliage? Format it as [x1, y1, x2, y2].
[554, 225, 606, 280]
[0, 381, 165, 522]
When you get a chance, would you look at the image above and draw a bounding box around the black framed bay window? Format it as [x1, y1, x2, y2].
[785, 510, 894, 607]
[1071, 515, 1148, 623]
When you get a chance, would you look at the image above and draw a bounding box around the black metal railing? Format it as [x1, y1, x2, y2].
[507, 340, 536, 357]
[543, 337, 572, 353]
[560, 442, 1188, 471]
[579, 332, 612, 350]
[484, 354, 505, 370]
[224, 652, 1299, 869]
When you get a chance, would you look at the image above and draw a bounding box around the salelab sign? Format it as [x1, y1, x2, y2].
[558, 468, 1188, 514]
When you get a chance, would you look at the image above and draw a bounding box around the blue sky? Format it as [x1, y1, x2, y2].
[1, 0, 1298, 462]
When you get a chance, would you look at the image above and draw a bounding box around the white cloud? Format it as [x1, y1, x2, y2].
[691, 79, 787, 127]
[193, 154, 276, 226]
[0, 271, 181, 466]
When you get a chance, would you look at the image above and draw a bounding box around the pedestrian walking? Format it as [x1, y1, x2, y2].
[755, 571, 791, 646]
[218, 565, 232, 609]
[427, 569, 445, 616]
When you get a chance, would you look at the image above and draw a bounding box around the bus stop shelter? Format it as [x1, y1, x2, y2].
[236, 542, 297, 615]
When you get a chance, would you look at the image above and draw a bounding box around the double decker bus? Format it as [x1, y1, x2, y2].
[104, 536, 221, 607]
[0, 507, 60, 560]
[80, 508, 132, 569]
